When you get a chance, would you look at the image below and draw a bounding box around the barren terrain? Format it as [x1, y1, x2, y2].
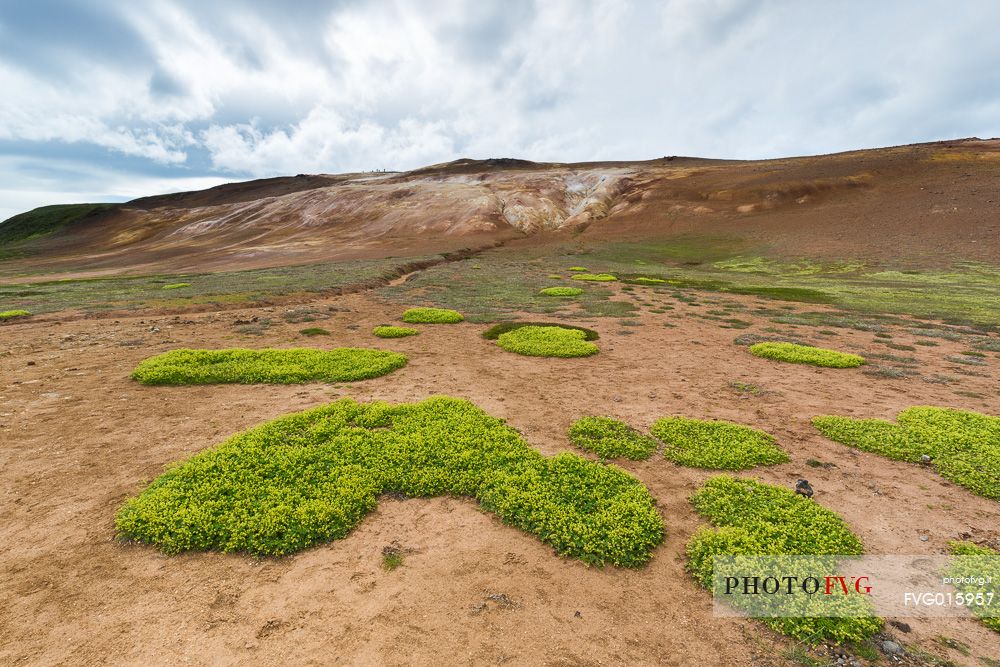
[1, 140, 999, 666]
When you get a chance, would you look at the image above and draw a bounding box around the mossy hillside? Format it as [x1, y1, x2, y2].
[687, 476, 880, 644]
[947, 541, 999, 633]
[750, 342, 865, 368]
[496, 325, 599, 358]
[652, 417, 789, 470]
[131, 348, 407, 385]
[402, 307, 464, 323]
[813, 406, 1000, 500]
[539, 287, 584, 297]
[116, 397, 665, 566]
[571, 273, 617, 282]
[569, 417, 658, 460]
[373, 325, 419, 338]
[0, 309, 31, 320]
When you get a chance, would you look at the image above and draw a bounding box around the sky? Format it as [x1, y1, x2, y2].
[1, 0, 999, 222]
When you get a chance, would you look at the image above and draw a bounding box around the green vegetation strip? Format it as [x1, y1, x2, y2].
[116, 397, 664, 565]
[402, 307, 464, 323]
[131, 348, 407, 385]
[299, 327, 330, 336]
[373, 325, 419, 338]
[813, 406, 1000, 500]
[571, 273, 617, 282]
[162, 282, 191, 290]
[947, 541, 999, 633]
[569, 417, 658, 460]
[539, 287, 584, 297]
[687, 476, 880, 643]
[652, 417, 789, 469]
[496, 325, 599, 358]
[749, 342, 864, 368]
[0, 309, 31, 320]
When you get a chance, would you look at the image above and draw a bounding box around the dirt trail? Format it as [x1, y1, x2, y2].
[1, 285, 998, 666]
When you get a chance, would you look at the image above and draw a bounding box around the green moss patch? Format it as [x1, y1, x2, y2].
[813, 406, 1000, 500]
[373, 325, 419, 338]
[571, 273, 617, 282]
[482, 321, 599, 341]
[131, 348, 407, 385]
[620, 274, 669, 285]
[750, 342, 864, 368]
[162, 283, 191, 290]
[568, 266, 588, 272]
[116, 397, 664, 566]
[299, 327, 331, 336]
[0, 309, 31, 320]
[687, 476, 880, 644]
[496, 325, 599, 358]
[947, 541, 999, 633]
[569, 417, 658, 460]
[652, 417, 789, 469]
[402, 307, 464, 323]
[539, 287, 584, 297]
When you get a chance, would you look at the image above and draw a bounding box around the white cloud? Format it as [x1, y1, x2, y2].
[1, 0, 1000, 216]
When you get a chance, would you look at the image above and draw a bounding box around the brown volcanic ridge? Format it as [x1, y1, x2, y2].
[3, 138, 1000, 280]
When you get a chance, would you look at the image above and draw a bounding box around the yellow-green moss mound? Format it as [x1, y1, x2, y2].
[539, 287, 584, 297]
[131, 348, 407, 385]
[652, 417, 789, 469]
[496, 325, 599, 358]
[116, 397, 664, 566]
[813, 406, 1000, 500]
[0, 309, 31, 320]
[373, 325, 419, 338]
[402, 307, 464, 323]
[569, 417, 658, 460]
[687, 476, 880, 644]
[750, 342, 864, 368]
[571, 273, 617, 282]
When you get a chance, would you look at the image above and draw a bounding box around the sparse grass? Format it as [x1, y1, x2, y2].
[884, 342, 916, 351]
[382, 547, 405, 570]
[482, 321, 599, 341]
[282, 307, 322, 323]
[131, 348, 408, 385]
[947, 354, 987, 366]
[571, 273, 617, 282]
[373, 325, 419, 338]
[915, 339, 940, 346]
[730, 381, 765, 396]
[947, 541, 999, 633]
[0, 309, 31, 320]
[539, 287, 584, 297]
[496, 326, 598, 358]
[568, 417, 658, 460]
[116, 397, 664, 566]
[161, 282, 191, 290]
[1, 256, 431, 315]
[686, 476, 879, 644]
[813, 407, 1000, 500]
[652, 417, 789, 469]
[402, 307, 464, 323]
[749, 342, 864, 368]
[299, 327, 331, 336]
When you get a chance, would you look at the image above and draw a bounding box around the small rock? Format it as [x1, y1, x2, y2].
[920, 454, 932, 464]
[889, 620, 912, 633]
[574, 610, 582, 618]
[26, 361, 35, 366]
[880, 640, 904, 656]
[919, 535, 929, 542]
